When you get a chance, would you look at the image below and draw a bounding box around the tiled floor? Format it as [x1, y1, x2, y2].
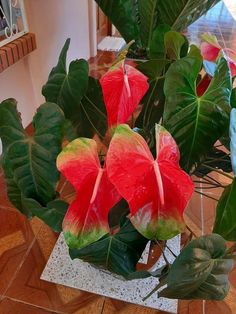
[1, 1, 236, 313]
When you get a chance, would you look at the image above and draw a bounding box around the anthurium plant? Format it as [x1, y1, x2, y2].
[95, 0, 221, 58]
[1, 24, 236, 302]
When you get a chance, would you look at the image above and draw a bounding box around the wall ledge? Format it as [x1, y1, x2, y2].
[0, 33, 36, 73]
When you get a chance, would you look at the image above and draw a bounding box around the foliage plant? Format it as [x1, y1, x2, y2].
[1, 0, 236, 302]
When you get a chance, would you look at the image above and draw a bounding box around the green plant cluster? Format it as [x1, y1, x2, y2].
[0, 0, 235, 302]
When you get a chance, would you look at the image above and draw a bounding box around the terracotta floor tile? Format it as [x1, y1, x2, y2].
[4, 223, 104, 314]
[0, 206, 42, 296]
[102, 298, 167, 314]
[178, 300, 203, 314]
[0, 297, 56, 314]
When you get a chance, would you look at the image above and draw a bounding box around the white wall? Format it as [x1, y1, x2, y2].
[25, 0, 91, 106]
[0, 0, 91, 154]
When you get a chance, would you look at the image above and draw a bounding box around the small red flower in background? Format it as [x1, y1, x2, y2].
[196, 74, 212, 97]
[200, 33, 236, 77]
[100, 62, 149, 127]
[106, 124, 194, 240]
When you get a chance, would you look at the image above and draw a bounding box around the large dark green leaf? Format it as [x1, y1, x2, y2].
[77, 77, 107, 138]
[149, 24, 170, 59]
[135, 59, 170, 130]
[230, 108, 236, 173]
[157, 0, 220, 32]
[164, 56, 231, 172]
[213, 179, 236, 241]
[231, 87, 236, 109]
[95, 0, 141, 46]
[213, 108, 236, 240]
[138, 0, 158, 48]
[0, 100, 65, 213]
[22, 198, 68, 232]
[42, 39, 107, 138]
[69, 217, 148, 278]
[0, 99, 26, 151]
[164, 31, 189, 60]
[42, 39, 89, 117]
[159, 234, 234, 300]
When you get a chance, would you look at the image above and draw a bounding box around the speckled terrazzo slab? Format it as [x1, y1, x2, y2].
[41, 233, 180, 313]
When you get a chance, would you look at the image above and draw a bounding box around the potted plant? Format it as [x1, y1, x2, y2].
[0, 0, 236, 304]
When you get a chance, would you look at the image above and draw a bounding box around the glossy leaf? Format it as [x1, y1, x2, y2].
[69, 217, 148, 278]
[164, 31, 188, 60]
[230, 108, 236, 174]
[95, 0, 141, 47]
[159, 234, 234, 300]
[0, 101, 65, 216]
[164, 56, 231, 172]
[213, 109, 236, 241]
[57, 138, 121, 249]
[42, 39, 107, 138]
[231, 88, 236, 109]
[106, 124, 194, 240]
[138, 0, 158, 48]
[100, 63, 149, 127]
[78, 77, 108, 138]
[135, 59, 170, 130]
[0, 99, 26, 151]
[22, 198, 69, 232]
[42, 39, 88, 119]
[157, 0, 220, 32]
[213, 179, 236, 241]
[149, 24, 170, 59]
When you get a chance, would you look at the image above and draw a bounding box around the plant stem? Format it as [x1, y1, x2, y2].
[225, 243, 236, 255]
[142, 279, 167, 302]
[195, 185, 225, 189]
[193, 180, 219, 186]
[204, 174, 221, 185]
[155, 240, 169, 265]
[165, 243, 177, 258]
[194, 190, 219, 202]
[186, 224, 197, 238]
[202, 164, 234, 180]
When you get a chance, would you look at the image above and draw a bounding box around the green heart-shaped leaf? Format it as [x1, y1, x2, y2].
[0, 99, 65, 216]
[42, 39, 107, 138]
[159, 234, 234, 300]
[164, 56, 231, 172]
[22, 198, 68, 232]
[213, 108, 236, 241]
[69, 217, 148, 278]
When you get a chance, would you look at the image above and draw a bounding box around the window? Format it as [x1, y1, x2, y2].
[0, 0, 28, 47]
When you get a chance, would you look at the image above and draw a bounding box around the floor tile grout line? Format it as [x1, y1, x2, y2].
[3, 296, 63, 314]
[0, 224, 43, 301]
[100, 297, 107, 314]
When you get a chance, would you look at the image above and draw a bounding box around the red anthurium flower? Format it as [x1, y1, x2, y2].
[196, 74, 212, 97]
[100, 62, 149, 127]
[106, 124, 194, 240]
[201, 33, 236, 77]
[57, 138, 121, 249]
